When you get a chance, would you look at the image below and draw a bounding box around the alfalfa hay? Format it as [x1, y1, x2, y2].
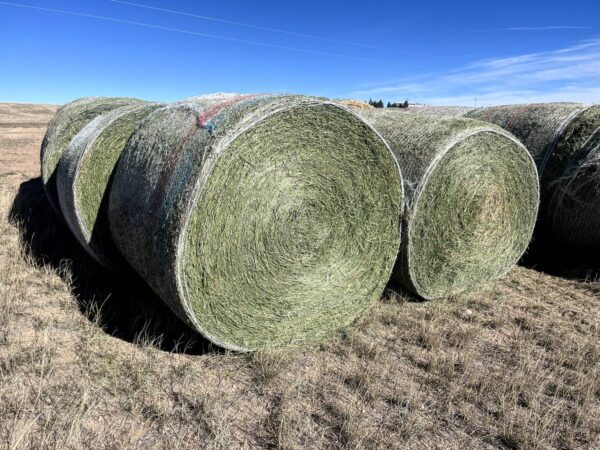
[359, 110, 539, 299]
[108, 94, 403, 351]
[466, 103, 600, 247]
[56, 102, 164, 267]
[41, 97, 143, 218]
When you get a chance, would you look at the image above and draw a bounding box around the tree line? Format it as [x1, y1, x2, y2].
[368, 99, 409, 108]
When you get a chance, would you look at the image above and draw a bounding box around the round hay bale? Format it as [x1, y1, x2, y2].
[358, 110, 539, 299]
[41, 97, 143, 219]
[401, 105, 473, 118]
[548, 128, 600, 246]
[466, 103, 600, 247]
[56, 102, 165, 268]
[108, 93, 403, 351]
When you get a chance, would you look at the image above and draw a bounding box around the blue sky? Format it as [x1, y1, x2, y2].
[0, 0, 598, 105]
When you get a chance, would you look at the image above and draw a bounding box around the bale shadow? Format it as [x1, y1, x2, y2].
[9, 177, 216, 355]
[520, 226, 600, 282]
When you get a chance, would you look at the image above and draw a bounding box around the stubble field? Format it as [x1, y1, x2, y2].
[0, 102, 598, 449]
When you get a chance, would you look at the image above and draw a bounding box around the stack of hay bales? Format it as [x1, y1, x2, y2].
[464, 104, 600, 248]
[42, 94, 404, 351]
[401, 102, 600, 248]
[41, 97, 143, 219]
[40, 93, 549, 351]
[358, 110, 539, 299]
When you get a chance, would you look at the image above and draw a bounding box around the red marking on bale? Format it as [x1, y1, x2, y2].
[503, 105, 536, 137]
[148, 124, 198, 232]
[198, 94, 262, 127]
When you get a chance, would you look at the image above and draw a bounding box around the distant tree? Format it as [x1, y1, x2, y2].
[367, 99, 385, 108]
[386, 100, 410, 108]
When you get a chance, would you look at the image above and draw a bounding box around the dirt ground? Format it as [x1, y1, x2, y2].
[0, 102, 598, 449]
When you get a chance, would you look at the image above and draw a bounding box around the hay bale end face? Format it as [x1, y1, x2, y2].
[109, 94, 403, 351]
[41, 97, 143, 218]
[56, 103, 165, 267]
[359, 110, 539, 299]
[466, 103, 600, 247]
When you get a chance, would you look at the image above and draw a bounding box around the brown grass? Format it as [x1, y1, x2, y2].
[0, 102, 599, 449]
[337, 99, 374, 110]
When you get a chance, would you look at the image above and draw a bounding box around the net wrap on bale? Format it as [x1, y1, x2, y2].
[41, 97, 143, 218]
[56, 102, 165, 268]
[548, 127, 600, 247]
[358, 110, 539, 299]
[109, 93, 403, 351]
[395, 105, 474, 118]
[465, 103, 600, 247]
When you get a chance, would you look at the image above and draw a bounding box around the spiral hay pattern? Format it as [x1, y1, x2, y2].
[359, 110, 539, 299]
[56, 102, 164, 268]
[466, 103, 600, 247]
[41, 97, 143, 218]
[108, 94, 403, 351]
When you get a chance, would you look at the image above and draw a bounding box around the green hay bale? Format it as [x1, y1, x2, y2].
[466, 103, 600, 247]
[56, 103, 165, 267]
[358, 110, 539, 299]
[548, 128, 600, 246]
[108, 94, 403, 351]
[41, 97, 143, 218]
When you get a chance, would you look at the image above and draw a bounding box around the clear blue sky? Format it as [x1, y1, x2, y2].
[0, 0, 598, 105]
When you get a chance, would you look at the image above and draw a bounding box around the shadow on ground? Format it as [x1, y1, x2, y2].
[520, 225, 600, 282]
[10, 178, 596, 355]
[9, 177, 215, 355]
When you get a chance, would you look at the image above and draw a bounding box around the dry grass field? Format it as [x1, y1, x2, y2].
[0, 102, 599, 449]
